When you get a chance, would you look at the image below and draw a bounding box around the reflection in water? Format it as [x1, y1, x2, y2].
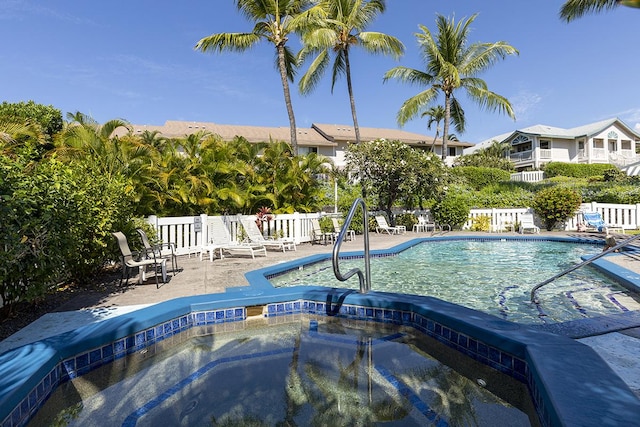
[31, 318, 532, 427]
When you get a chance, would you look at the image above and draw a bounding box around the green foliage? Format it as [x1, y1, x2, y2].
[346, 139, 447, 214]
[603, 168, 628, 182]
[318, 216, 334, 233]
[453, 141, 515, 171]
[544, 162, 616, 178]
[0, 146, 135, 318]
[395, 213, 418, 230]
[450, 166, 511, 190]
[471, 215, 491, 231]
[532, 187, 582, 231]
[0, 100, 63, 141]
[431, 194, 470, 229]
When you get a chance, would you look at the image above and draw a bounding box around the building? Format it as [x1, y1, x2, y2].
[464, 118, 640, 171]
[123, 120, 473, 167]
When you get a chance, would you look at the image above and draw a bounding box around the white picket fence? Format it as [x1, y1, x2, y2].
[510, 171, 545, 182]
[147, 202, 640, 254]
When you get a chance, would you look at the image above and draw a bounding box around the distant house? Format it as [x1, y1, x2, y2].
[122, 120, 473, 167]
[464, 118, 640, 171]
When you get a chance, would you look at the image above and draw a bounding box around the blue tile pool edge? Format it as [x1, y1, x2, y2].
[2, 235, 640, 426]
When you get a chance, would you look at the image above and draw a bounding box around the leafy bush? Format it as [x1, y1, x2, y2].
[318, 216, 334, 233]
[450, 166, 511, 190]
[0, 150, 135, 319]
[431, 194, 470, 229]
[532, 187, 582, 231]
[395, 213, 418, 230]
[544, 162, 616, 178]
[471, 215, 491, 231]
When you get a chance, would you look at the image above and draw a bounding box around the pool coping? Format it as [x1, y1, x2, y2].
[1, 236, 640, 426]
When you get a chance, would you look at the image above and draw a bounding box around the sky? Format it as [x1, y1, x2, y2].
[1, 0, 639, 145]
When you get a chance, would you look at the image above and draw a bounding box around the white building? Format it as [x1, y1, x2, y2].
[465, 118, 640, 171]
[122, 121, 473, 168]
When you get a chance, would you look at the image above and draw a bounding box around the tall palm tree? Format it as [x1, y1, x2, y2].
[195, 0, 320, 156]
[420, 105, 447, 153]
[384, 14, 518, 161]
[298, 0, 404, 144]
[560, 0, 640, 22]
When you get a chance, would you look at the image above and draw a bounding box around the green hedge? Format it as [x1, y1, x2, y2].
[450, 166, 511, 190]
[544, 162, 617, 178]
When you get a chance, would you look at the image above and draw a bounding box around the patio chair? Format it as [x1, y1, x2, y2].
[239, 216, 296, 252]
[582, 212, 623, 234]
[332, 217, 355, 241]
[518, 214, 540, 234]
[412, 215, 436, 233]
[202, 216, 267, 261]
[490, 218, 515, 233]
[375, 215, 406, 235]
[310, 218, 336, 245]
[112, 231, 167, 288]
[137, 228, 178, 273]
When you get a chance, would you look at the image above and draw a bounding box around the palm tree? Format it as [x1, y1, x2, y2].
[560, 0, 640, 22]
[195, 0, 319, 156]
[298, 0, 405, 144]
[384, 14, 518, 162]
[420, 105, 447, 153]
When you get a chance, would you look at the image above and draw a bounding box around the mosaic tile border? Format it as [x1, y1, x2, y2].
[5, 300, 539, 427]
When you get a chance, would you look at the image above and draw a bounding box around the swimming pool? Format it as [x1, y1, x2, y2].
[2, 236, 640, 427]
[269, 239, 640, 324]
[29, 316, 535, 426]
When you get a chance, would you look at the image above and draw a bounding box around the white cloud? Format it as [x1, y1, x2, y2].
[510, 89, 543, 123]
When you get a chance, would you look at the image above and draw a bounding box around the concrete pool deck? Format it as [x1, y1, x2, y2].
[1, 230, 639, 399]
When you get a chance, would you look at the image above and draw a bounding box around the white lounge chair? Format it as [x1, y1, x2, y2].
[375, 215, 405, 235]
[240, 216, 296, 252]
[582, 211, 623, 234]
[202, 216, 267, 261]
[519, 214, 540, 234]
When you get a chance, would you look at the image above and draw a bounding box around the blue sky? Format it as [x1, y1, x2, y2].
[1, 1, 639, 144]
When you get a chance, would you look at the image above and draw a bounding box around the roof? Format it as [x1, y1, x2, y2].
[465, 118, 640, 154]
[312, 123, 473, 147]
[122, 120, 474, 148]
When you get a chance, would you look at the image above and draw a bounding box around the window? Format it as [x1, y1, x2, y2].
[622, 140, 631, 150]
[578, 140, 584, 150]
[448, 146, 457, 157]
[593, 138, 604, 149]
[299, 146, 318, 155]
[539, 140, 550, 150]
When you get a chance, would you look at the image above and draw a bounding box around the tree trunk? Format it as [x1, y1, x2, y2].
[344, 50, 361, 145]
[442, 94, 451, 162]
[277, 43, 299, 156]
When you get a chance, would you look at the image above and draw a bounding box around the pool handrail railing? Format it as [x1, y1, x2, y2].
[530, 232, 640, 303]
[332, 198, 371, 293]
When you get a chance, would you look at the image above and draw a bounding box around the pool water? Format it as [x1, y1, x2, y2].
[30, 317, 535, 427]
[270, 240, 640, 324]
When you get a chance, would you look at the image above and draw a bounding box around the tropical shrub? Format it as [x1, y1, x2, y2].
[431, 194, 470, 229]
[471, 215, 491, 231]
[0, 100, 63, 142]
[318, 216, 334, 233]
[0, 147, 135, 319]
[450, 166, 511, 190]
[544, 162, 616, 178]
[532, 187, 582, 231]
[395, 213, 418, 230]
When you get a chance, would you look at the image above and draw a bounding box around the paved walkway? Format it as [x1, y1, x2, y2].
[1, 231, 639, 397]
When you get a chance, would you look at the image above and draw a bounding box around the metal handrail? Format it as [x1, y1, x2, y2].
[332, 198, 371, 293]
[530, 233, 640, 303]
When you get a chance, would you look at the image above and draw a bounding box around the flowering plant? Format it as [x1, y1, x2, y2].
[255, 206, 274, 232]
